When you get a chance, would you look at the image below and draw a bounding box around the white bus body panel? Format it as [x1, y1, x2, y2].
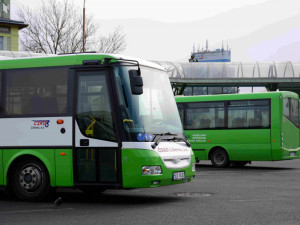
[0, 117, 72, 147]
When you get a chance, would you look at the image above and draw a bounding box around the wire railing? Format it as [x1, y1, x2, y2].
[153, 61, 300, 79]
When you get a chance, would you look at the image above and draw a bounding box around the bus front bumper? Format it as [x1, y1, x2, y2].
[122, 148, 196, 188]
[282, 147, 300, 160]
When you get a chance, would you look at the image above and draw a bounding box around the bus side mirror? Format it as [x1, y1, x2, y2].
[129, 69, 143, 95]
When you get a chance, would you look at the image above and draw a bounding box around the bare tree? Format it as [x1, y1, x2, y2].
[97, 26, 126, 54]
[17, 0, 126, 54]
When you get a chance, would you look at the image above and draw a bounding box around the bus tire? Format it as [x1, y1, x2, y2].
[10, 158, 51, 201]
[210, 149, 230, 168]
[231, 161, 248, 167]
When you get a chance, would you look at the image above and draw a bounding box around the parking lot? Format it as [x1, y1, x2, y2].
[1, 160, 300, 225]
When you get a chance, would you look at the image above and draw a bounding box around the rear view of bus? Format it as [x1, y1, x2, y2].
[0, 53, 195, 201]
[280, 92, 300, 160]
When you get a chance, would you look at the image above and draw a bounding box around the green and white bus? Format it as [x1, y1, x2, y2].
[0, 53, 195, 201]
[176, 91, 300, 167]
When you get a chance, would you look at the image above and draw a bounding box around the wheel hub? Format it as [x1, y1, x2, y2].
[215, 153, 225, 164]
[24, 174, 33, 183]
[19, 165, 42, 192]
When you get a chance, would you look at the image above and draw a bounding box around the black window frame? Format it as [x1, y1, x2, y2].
[177, 98, 271, 130]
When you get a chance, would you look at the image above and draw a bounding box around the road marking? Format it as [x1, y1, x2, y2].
[0, 208, 73, 214]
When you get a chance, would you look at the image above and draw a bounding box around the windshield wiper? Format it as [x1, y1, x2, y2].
[151, 132, 177, 149]
[171, 137, 191, 147]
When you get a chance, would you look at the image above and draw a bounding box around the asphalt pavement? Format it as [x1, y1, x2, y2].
[1, 160, 300, 225]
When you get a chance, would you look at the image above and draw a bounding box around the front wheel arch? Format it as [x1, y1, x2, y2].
[5, 151, 55, 187]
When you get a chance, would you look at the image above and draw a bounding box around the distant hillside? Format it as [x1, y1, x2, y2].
[265, 42, 300, 61]
[229, 13, 300, 61]
[96, 0, 300, 61]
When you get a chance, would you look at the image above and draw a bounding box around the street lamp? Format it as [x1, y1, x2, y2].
[83, 0, 86, 52]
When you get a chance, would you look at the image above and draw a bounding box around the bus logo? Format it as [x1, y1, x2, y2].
[144, 134, 149, 141]
[148, 134, 153, 142]
[137, 133, 144, 141]
[31, 120, 50, 129]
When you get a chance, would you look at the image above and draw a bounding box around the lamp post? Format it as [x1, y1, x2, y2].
[83, 0, 86, 52]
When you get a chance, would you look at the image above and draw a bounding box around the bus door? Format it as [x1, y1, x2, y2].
[74, 69, 121, 186]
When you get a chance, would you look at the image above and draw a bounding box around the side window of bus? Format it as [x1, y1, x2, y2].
[290, 98, 299, 127]
[284, 97, 299, 127]
[5, 68, 69, 116]
[177, 103, 185, 125]
[228, 100, 270, 129]
[283, 98, 289, 118]
[76, 72, 116, 142]
[185, 102, 224, 130]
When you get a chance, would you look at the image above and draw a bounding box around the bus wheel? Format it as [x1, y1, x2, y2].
[231, 161, 248, 167]
[10, 158, 51, 201]
[211, 149, 230, 168]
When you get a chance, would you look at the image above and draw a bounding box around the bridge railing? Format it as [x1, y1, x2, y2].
[153, 61, 300, 79]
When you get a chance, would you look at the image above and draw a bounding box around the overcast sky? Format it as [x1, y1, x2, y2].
[12, 0, 270, 22]
[11, 0, 300, 64]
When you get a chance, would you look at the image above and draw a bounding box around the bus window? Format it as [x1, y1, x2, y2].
[76, 71, 116, 142]
[114, 65, 184, 141]
[5, 68, 69, 116]
[186, 102, 224, 130]
[290, 98, 299, 127]
[284, 97, 299, 127]
[228, 100, 270, 129]
[283, 98, 289, 119]
[177, 103, 185, 126]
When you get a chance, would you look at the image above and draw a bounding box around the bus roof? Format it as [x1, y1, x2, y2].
[0, 52, 165, 71]
[175, 91, 299, 103]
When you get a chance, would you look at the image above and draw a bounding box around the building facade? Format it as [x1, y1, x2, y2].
[0, 0, 27, 51]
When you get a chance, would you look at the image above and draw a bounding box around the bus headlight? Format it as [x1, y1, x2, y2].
[192, 162, 196, 171]
[142, 166, 162, 175]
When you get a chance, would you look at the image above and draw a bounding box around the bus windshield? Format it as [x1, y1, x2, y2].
[114, 65, 184, 142]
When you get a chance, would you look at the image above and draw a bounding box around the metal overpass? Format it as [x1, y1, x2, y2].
[153, 61, 300, 95]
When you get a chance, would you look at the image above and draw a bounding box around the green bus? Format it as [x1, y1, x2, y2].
[0, 53, 195, 201]
[176, 91, 300, 167]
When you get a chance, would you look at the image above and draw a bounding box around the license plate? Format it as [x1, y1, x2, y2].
[173, 172, 185, 181]
[290, 152, 295, 157]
